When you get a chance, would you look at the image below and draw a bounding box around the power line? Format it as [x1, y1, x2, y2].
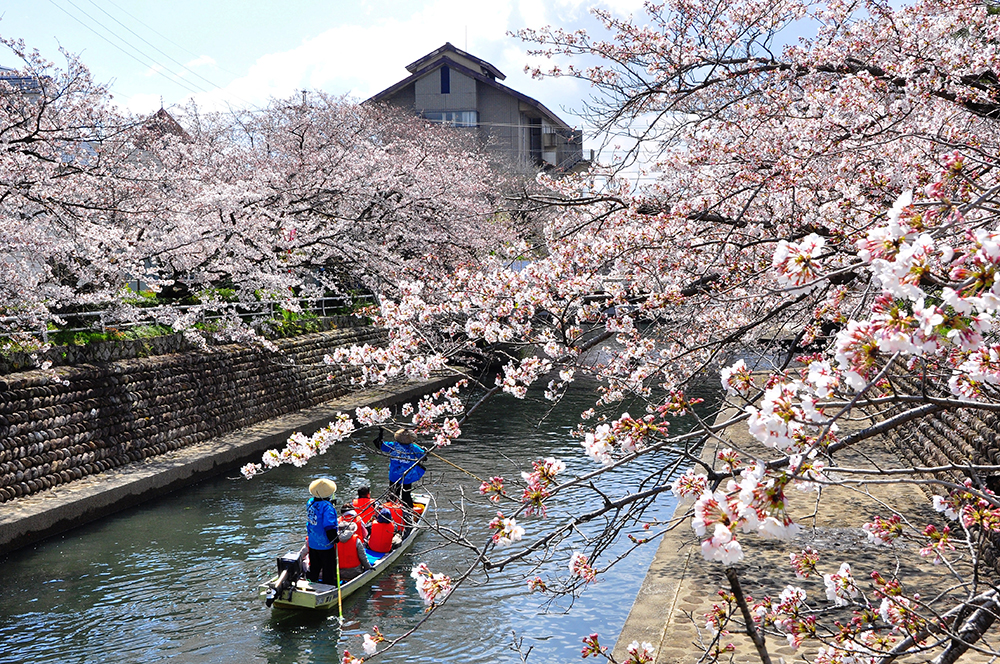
[85, 0, 255, 107]
[62, 0, 211, 94]
[48, 0, 206, 96]
[65, 0, 255, 107]
[101, 0, 243, 78]
[84, 0, 225, 93]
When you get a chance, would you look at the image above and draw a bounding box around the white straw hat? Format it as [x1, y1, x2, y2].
[308, 477, 337, 499]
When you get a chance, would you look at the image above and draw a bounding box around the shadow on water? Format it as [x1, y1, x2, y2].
[0, 377, 719, 664]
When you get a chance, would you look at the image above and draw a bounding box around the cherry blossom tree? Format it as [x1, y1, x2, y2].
[0, 39, 523, 350]
[173, 95, 524, 301]
[251, 2, 1000, 662]
[0, 38, 167, 331]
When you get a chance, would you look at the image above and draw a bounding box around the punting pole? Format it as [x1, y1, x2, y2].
[335, 559, 344, 624]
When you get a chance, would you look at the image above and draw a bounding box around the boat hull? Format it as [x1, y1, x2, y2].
[259, 493, 430, 611]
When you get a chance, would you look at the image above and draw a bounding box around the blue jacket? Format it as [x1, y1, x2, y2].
[306, 497, 338, 550]
[381, 440, 426, 485]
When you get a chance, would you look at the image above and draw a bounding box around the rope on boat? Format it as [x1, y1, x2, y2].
[427, 450, 485, 483]
[369, 427, 486, 488]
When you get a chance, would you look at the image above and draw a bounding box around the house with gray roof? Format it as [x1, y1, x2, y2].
[368, 43, 585, 172]
[0, 66, 45, 99]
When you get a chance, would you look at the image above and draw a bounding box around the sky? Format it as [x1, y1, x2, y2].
[1, 0, 647, 148]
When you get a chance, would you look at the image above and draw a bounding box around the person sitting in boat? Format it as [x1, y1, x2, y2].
[352, 486, 377, 523]
[368, 508, 401, 554]
[305, 477, 338, 584]
[337, 522, 373, 581]
[381, 429, 426, 513]
[381, 499, 406, 533]
[340, 504, 368, 541]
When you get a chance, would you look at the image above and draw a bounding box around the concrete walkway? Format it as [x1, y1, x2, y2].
[0, 376, 456, 554]
[613, 411, 991, 663]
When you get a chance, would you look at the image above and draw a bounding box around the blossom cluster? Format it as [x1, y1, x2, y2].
[410, 563, 452, 608]
[823, 562, 860, 607]
[519, 456, 566, 515]
[669, 468, 709, 505]
[360, 626, 384, 656]
[568, 552, 596, 582]
[675, 464, 802, 564]
[772, 233, 826, 291]
[355, 406, 392, 426]
[934, 480, 1000, 532]
[580, 633, 606, 659]
[742, 371, 839, 455]
[496, 356, 553, 399]
[789, 547, 820, 579]
[396, 380, 469, 446]
[861, 515, 903, 546]
[526, 576, 548, 593]
[581, 411, 665, 465]
[240, 413, 356, 479]
[623, 640, 655, 664]
[478, 476, 506, 503]
[487, 511, 526, 547]
[751, 586, 813, 649]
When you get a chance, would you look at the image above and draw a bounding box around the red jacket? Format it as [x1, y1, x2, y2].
[340, 512, 368, 541]
[383, 501, 405, 531]
[368, 520, 395, 553]
[338, 533, 362, 569]
[352, 497, 376, 523]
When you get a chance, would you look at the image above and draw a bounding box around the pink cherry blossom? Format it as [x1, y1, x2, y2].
[823, 562, 860, 606]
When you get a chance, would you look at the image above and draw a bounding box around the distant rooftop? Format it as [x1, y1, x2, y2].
[404, 42, 505, 80]
[0, 66, 44, 94]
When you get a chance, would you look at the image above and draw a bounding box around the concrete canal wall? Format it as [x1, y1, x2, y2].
[610, 410, 972, 663]
[0, 327, 460, 552]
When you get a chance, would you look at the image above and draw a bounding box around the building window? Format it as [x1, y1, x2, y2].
[423, 111, 477, 127]
[440, 66, 450, 94]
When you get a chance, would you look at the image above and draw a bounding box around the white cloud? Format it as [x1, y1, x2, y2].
[124, 92, 163, 115]
[554, 0, 645, 18]
[189, 0, 519, 111]
[164, 0, 642, 156]
[517, 0, 550, 28]
[185, 55, 217, 69]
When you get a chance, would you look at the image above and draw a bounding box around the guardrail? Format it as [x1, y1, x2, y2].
[0, 294, 377, 344]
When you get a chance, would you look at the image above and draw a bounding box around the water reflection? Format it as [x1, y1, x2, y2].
[0, 380, 716, 664]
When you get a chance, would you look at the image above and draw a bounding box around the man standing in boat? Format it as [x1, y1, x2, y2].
[305, 477, 339, 584]
[381, 429, 426, 513]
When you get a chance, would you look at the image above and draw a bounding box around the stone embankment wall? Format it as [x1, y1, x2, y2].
[881, 373, 1000, 492]
[888, 409, 1000, 480]
[0, 315, 362, 374]
[0, 326, 384, 503]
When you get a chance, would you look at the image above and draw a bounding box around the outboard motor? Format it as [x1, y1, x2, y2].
[265, 549, 304, 607]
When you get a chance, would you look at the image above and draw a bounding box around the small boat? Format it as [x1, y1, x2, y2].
[259, 493, 430, 610]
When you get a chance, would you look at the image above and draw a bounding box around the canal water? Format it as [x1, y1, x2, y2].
[0, 381, 717, 664]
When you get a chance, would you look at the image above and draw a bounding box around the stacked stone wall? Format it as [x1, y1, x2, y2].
[0, 327, 385, 503]
[881, 373, 1000, 489]
[0, 315, 364, 374]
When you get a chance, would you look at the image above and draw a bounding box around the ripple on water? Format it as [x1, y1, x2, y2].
[0, 381, 717, 663]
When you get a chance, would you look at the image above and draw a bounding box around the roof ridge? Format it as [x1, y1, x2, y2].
[403, 43, 505, 81]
